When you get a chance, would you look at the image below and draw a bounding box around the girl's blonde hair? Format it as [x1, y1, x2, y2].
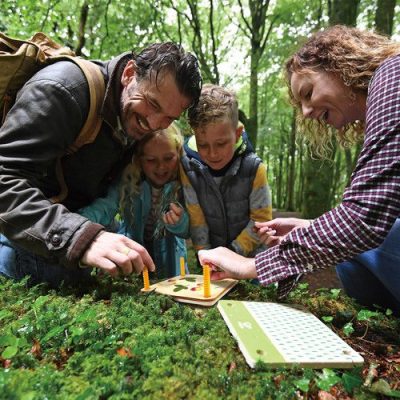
[285, 25, 400, 157]
[119, 123, 183, 228]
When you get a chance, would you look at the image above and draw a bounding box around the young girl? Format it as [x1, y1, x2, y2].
[79, 123, 188, 278]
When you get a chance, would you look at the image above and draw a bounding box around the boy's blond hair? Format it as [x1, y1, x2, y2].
[188, 83, 239, 131]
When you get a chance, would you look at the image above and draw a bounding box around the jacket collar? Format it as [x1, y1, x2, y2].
[100, 52, 133, 145]
[183, 131, 254, 177]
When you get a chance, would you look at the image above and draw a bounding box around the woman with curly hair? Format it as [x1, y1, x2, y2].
[196, 25, 400, 314]
[80, 123, 189, 279]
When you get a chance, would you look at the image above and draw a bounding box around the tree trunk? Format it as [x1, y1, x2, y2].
[302, 157, 335, 218]
[247, 51, 259, 147]
[375, 0, 396, 35]
[328, 0, 360, 25]
[286, 111, 296, 211]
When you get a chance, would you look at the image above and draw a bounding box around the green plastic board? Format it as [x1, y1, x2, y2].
[217, 300, 364, 368]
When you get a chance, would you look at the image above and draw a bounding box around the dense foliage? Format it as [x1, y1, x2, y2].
[2, 0, 399, 216]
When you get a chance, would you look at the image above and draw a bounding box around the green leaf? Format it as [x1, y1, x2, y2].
[33, 295, 50, 309]
[322, 316, 333, 323]
[357, 309, 379, 321]
[16, 336, 29, 348]
[342, 322, 354, 336]
[294, 378, 310, 392]
[0, 310, 13, 321]
[329, 289, 341, 299]
[369, 379, 400, 398]
[342, 371, 363, 393]
[173, 285, 188, 292]
[42, 325, 65, 342]
[1, 345, 18, 359]
[75, 387, 98, 400]
[21, 392, 36, 400]
[70, 326, 85, 337]
[0, 334, 18, 347]
[316, 369, 341, 391]
[75, 308, 97, 323]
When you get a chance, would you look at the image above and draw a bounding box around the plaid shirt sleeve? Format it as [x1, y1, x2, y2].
[256, 55, 400, 298]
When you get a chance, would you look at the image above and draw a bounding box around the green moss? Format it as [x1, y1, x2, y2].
[1, 265, 399, 399]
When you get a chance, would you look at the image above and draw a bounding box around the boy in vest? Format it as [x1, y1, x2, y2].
[180, 84, 272, 257]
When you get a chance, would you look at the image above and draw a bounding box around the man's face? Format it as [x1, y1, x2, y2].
[195, 120, 242, 171]
[120, 60, 191, 140]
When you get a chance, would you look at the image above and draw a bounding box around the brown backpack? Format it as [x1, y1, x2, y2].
[0, 32, 106, 203]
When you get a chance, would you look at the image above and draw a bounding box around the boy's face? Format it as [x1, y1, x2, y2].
[195, 120, 242, 171]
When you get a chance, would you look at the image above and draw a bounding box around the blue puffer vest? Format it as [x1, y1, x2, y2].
[181, 140, 261, 249]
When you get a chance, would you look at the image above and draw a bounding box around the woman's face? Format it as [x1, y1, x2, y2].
[290, 70, 366, 130]
[140, 135, 179, 188]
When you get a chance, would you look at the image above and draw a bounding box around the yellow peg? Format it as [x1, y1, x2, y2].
[203, 264, 211, 298]
[142, 266, 150, 291]
[180, 256, 186, 277]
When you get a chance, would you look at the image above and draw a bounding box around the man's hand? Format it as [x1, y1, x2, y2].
[163, 202, 183, 226]
[80, 231, 155, 277]
[198, 247, 257, 281]
[254, 218, 312, 247]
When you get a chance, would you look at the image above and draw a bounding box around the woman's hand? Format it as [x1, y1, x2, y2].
[254, 218, 311, 247]
[198, 247, 257, 281]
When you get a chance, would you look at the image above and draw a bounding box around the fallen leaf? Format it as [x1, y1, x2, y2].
[117, 347, 132, 358]
[30, 338, 42, 359]
[228, 361, 236, 373]
[318, 390, 335, 400]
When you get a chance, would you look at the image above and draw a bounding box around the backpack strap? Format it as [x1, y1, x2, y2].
[49, 59, 106, 204]
[64, 57, 105, 154]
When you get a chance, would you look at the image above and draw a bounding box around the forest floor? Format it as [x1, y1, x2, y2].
[1, 248, 400, 399]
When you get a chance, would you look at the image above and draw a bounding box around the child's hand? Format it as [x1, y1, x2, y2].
[163, 202, 183, 226]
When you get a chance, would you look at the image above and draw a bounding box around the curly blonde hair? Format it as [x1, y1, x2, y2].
[188, 83, 238, 131]
[285, 25, 400, 157]
[119, 123, 183, 228]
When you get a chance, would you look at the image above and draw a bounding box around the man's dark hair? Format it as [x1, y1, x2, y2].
[133, 42, 202, 109]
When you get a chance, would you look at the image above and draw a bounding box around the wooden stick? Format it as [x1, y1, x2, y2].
[203, 264, 211, 298]
[143, 267, 150, 291]
[180, 256, 185, 277]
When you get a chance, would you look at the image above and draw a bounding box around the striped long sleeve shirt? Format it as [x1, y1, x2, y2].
[256, 55, 400, 297]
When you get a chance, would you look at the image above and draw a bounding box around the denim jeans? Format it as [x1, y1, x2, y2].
[336, 218, 400, 315]
[0, 234, 92, 287]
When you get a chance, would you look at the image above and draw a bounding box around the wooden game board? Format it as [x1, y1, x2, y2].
[142, 274, 237, 306]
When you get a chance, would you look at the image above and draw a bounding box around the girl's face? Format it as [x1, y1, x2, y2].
[195, 120, 242, 171]
[140, 135, 179, 187]
[290, 70, 366, 129]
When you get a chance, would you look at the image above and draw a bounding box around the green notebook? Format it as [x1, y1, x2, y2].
[217, 300, 364, 368]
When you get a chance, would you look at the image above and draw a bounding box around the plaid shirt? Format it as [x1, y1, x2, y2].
[256, 54, 400, 297]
